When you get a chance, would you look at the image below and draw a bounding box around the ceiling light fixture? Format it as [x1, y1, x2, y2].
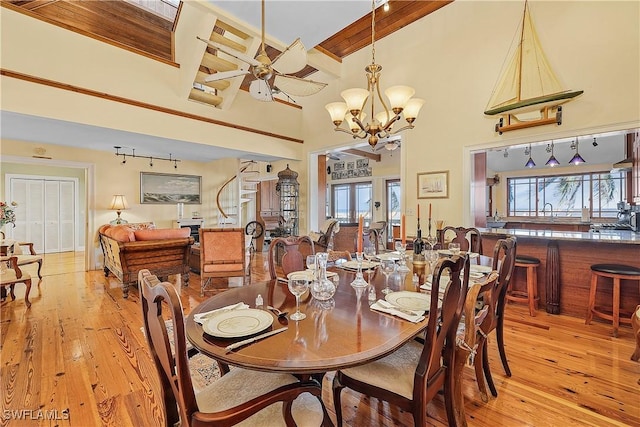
[114, 146, 180, 169]
[525, 144, 536, 168]
[325, 0, 424, 150]
[592, 137, 598, 147]
[568, 137, 586, 165]
[545, 141, 560, 167]
[385, 140, 399, 151]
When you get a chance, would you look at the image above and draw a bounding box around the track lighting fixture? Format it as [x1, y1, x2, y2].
[568, 137, 586, 165]
[114, 146, 180, 168]
[545, 141, 560, 167]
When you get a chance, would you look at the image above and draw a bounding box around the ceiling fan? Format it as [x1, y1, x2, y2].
[374, 139, 401, 152]
[197, 0, 327, 102]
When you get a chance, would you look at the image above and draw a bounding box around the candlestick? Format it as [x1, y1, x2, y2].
[357, 215, 363, 253]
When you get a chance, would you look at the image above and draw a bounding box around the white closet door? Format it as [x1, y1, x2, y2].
[44, 180, 61, 253]
[9, 178, 46, 252]
[59, 181, 75, 251]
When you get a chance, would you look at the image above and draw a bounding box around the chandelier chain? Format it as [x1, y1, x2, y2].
[371, 0, 376, 64]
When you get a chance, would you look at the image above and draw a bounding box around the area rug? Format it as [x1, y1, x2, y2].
[140, 321, 221, 393]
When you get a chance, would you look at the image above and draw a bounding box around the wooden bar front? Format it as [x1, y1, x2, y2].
[480, 230, 640, 319]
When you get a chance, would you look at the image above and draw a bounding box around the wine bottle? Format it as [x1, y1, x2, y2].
[413, 218, 424, 258]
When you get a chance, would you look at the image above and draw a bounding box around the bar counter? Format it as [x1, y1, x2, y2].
[478, 228, 640, 318]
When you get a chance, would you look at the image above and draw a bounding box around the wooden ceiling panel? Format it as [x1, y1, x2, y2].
[318, 0, 453, 59]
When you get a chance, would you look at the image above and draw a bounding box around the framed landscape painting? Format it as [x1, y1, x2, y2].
[140, 172, 201, 204]
[417, 170, 449, 199]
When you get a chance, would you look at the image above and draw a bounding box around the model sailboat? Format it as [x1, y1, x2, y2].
[485, 1, 583, 134]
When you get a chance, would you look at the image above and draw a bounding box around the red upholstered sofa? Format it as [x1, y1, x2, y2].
[98, 223, 194, 298]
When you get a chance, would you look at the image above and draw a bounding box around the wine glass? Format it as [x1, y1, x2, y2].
[288, 277, 310, 321]
[425, 249, 439, 280]
[394, 241, 409, 272]
[380, 259, 396, 295]
[363, 246, 376, 285]
[425, 234, 438, 251]
[448, 242, 461, 255]
[306, 254, 317, 280]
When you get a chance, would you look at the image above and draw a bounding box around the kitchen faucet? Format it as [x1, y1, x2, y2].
[542, 202, 554, 220]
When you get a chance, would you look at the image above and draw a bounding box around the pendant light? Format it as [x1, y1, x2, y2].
[524, 144, 536, 168]
[545, 141, 560, 167]
[568, 137, 586, 165]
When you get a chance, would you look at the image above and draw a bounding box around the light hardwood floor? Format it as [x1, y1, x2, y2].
[1, 251, 639, 426]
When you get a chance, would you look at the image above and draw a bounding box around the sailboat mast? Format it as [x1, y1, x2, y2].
[517, 0, 528, 102]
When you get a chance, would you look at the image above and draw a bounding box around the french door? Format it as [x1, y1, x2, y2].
[331, 182, 372, 223]
[7, 176, 76, 253]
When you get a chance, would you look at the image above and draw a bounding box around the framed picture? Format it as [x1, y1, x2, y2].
[417, 170, 449, 199]
[140, 172, 201, 204]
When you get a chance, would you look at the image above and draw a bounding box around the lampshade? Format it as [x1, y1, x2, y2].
[341, 88, 369, 113]
[346, 113, 366, 133]
[545, 155, 560, 167]
[385, 141, 399, 151]
[384, 85, 415, 111]
[325, 102, 348, 125]
[525, 157, 536, 168]
[403, 98, 425, 121]
[568, 139, 586, 165]
[110, 195, 129, 211]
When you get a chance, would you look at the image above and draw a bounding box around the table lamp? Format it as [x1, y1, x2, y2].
[109, 195, 129, 224]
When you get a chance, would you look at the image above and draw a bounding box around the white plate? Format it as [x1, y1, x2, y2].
[466, 252, 480, 259]
[470, 265, 492, 274]
[376, 252, 401, 261]
[385, 291, 431, 312]
[202, 308, 273, 338]
[286, 270, 338, 281]
[438, 249, 454, 256]
[341, 260, 379, 270]
[469, 271, 485, 279]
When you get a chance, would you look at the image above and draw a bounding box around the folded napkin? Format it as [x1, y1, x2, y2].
[370, 300, 425, 323]
[193, 302, 249, 325]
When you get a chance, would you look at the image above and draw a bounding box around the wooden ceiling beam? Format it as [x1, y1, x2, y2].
[343, 148, 381, 162]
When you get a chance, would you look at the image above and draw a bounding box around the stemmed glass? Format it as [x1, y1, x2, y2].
[363, 246, 376, 285]
[288, 277, 310, 321]
[380, 259, 396, 295]
[306, 254, 317, 280]
[425, 234, 438, 251]
[394, 241, 410, 273]
[350, 251, 368, 287]
[425, 249, 439, 280]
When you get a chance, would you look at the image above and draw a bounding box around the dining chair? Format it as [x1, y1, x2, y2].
[1, 256, 32, 307]
[482, 236, 518, 396]
[327, 250, 352, 263]
[454, 271, 499, 406]
[199, 228, 248, 296]
[268, 236, 315, 280]
[368, 220, 387, 251]
[139, 270, 330, 427]
[332, 254, 470, 427]
[11, 241, 43, 279]
[439, 226, 483, 258]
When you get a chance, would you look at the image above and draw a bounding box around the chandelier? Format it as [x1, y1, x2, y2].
[325, 0, 424, 150]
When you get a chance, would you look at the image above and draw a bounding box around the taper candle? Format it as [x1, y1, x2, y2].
[417, 204, 420, 219]
[428, 203, 432, 220]
[401, 214, 406, 245]
[357, 215, 364, 253]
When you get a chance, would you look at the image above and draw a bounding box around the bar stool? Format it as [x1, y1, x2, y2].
[506, 255, 540, 316]
[586, 264, 640, 337]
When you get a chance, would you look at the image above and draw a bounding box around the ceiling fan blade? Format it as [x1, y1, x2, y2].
[204, 69, 249, 82]
[249, 79, 274, 102]
[196, 36, 260, 67]
[271, 38, 307, 74]
[273, 74, 328, 97]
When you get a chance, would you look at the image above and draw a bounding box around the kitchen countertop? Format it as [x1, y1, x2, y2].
[479, 227, 640, 244]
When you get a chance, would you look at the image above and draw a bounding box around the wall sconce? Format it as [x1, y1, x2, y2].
[374, 201, 381, 210]
[266, 164, 272, 173]
[109, 195, 129, 224]
[568, 137, 586, 165]
[545, 141, 560, 167]
[327, 166, 331, 175]
[592, 137, 598, 147]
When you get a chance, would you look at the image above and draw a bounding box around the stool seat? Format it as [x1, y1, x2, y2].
[591, 264, 640, 276]
[586, 263, 640, 337]
[508, 254, 540, 316]
[515, 255, 540, 265]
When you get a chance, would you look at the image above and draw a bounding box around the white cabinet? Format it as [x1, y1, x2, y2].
[173, 219, 204, 243]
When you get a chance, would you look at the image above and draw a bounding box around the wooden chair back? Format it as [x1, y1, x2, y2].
[268, 236, 315, 280]
[415, 254, 470, 409]
[0, 255, 32, 307]
[331, 222, 378, 254]
[139, 269, 197, 426]
[439, 226, 483, 255]
[491, 237, 517, 332]
[199, 228, 247, 292]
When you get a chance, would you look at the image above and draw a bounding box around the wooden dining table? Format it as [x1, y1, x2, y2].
[185, 264, 428, 375]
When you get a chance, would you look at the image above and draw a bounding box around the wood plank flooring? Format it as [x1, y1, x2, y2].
[1, 251, 639, 426]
